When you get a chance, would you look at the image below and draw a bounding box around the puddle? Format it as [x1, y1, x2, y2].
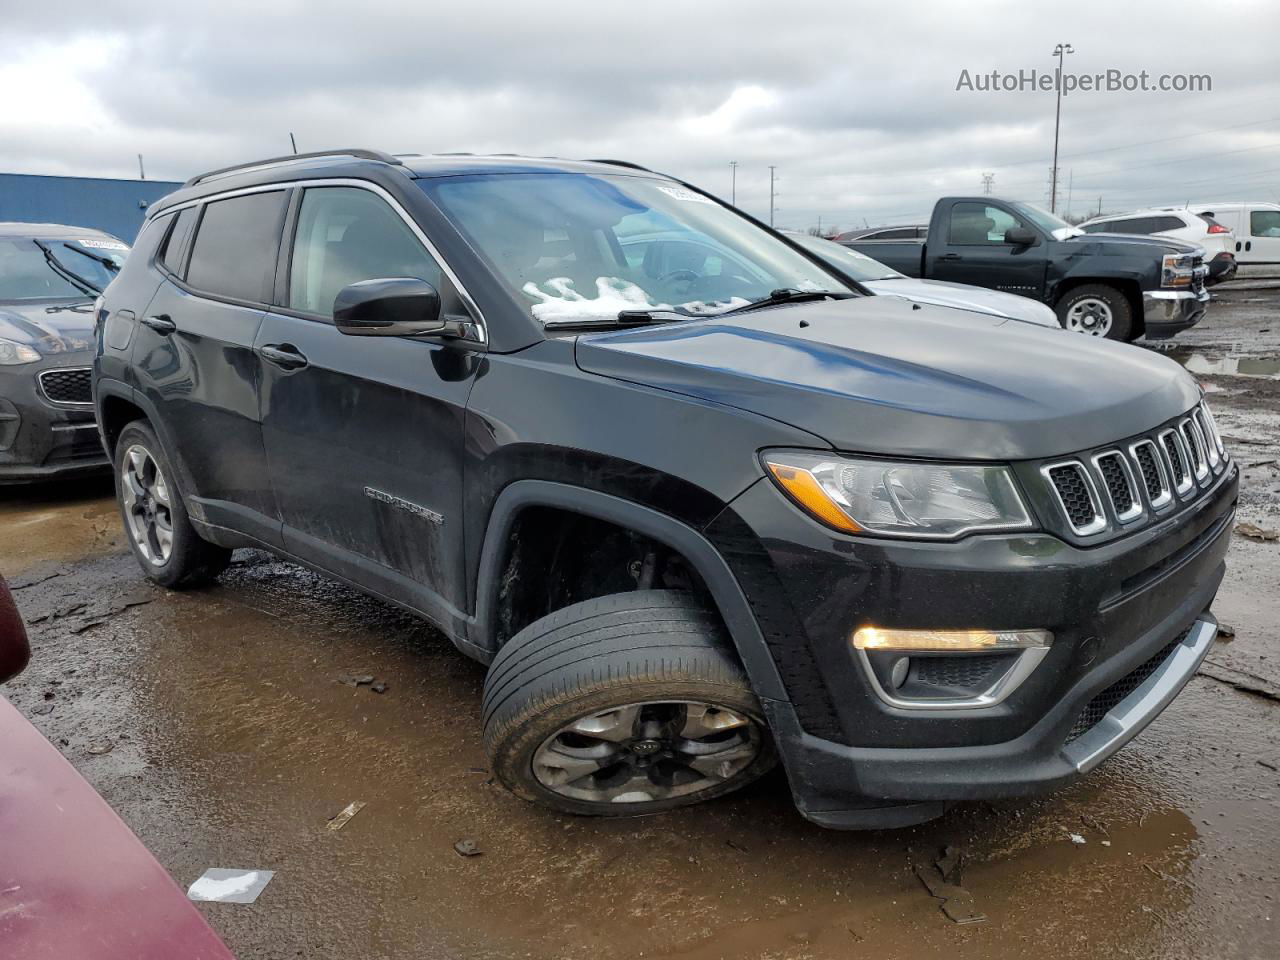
[1170, 351, 1280, 380]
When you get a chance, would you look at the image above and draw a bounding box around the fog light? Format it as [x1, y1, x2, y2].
[852, 627, 1053, 652]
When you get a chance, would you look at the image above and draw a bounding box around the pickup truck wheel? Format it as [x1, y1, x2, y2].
[114, 421, 231, 588]
[482, 590, 776, 817]
[1055, 284, 1133, 340]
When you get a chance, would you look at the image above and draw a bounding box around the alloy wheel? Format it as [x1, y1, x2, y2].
[121, 444, 174, 566]
[532, 700, 763, 804]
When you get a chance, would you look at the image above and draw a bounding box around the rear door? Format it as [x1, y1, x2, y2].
[255, 183, 479, 625]
[927, 201, 1049, 299]
[131, 189, 288, 546]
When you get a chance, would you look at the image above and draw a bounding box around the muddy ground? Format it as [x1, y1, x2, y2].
[3, 289, 1280, 960]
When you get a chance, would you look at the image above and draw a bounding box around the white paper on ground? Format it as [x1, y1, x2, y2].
[187, 868, 275, 904]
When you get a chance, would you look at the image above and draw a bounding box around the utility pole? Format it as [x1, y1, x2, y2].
[981, 172, 995, 195]
[1050, 42, 1073, 213]
[1065, 169, 1074, 221]
[768, 166, 777, 227]
[290, 132, 298, 155]
[729, 160, 738, 205]
[1096, 196, 1103, 217]
[137, 154, 146, 180]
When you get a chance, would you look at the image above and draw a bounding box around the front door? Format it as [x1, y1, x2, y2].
[256, 184, 480, 626]
[928, 200, 1049, 301]
[1246, 207, 1280, 265]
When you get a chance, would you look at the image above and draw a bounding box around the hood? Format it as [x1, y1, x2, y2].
[0, 300, 95, 356]
[1062, 232, 1203, 257]
[863, 277, 1059, 327]
[574, 297, 1200, 461]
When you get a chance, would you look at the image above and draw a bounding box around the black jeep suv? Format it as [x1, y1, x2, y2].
[93, 149, 1237, 829]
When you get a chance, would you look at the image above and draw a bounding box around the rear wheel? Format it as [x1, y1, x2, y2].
[1055, 283, 1133, 340]
[114, 421, 230, 588]
[483, 590, 776, 817]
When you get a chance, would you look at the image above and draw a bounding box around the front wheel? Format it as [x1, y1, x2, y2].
[1055, 284, 1134, 340]
[482, 590, 776, 817]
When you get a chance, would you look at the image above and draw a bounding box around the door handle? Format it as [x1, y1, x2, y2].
[141, 314, 176, 335]
[260, 344, 309, 371]
[937, 253, 963, 261]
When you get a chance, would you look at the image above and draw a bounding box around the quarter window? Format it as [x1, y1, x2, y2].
[159, 207, 199, 276]
[185, 191, 287, 303]
[288, 187, 442, 317]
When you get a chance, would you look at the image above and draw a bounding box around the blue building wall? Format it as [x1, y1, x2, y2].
[0, 173, 183, 243]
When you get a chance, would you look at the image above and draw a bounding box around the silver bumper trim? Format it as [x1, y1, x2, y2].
[1063, 617, 1215, 773]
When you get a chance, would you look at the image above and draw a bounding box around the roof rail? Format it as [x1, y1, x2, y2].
[183, 148, 402, 187]
[585, 158, 653, 172]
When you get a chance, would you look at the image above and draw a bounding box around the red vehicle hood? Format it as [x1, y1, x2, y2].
[0, 696, 236, 960]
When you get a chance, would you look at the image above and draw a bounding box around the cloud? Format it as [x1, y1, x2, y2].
[2, 0, 1278, 229]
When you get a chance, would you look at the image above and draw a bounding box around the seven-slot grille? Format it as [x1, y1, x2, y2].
[1044, 402, 1228, 536]
[38, 368, 93, 405]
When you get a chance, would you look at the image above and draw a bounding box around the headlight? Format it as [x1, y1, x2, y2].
[1161, 253, 1196, 288]
[0, 337, 40, 365]
[762, 451, 1033, 540]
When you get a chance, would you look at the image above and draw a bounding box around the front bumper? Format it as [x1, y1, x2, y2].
[0, 357, 109, 484]
[1142, 288, 1209, 339]
[707, 456, 1237, 829]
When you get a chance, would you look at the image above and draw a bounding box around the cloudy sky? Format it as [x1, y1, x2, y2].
[3, 0, 1278, 231]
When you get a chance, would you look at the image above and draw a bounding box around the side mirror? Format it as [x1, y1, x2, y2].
[334, 278, 445, 337]
[1004, 227, 1038, 247]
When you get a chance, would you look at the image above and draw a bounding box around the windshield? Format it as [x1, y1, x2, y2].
[422, 174, 852, 324]
[1009, 202, 1082, 239]
[0, 236, 128, 300]
[787, 233, 903, 282]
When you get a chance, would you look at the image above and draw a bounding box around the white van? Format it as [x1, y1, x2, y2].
[1188, 202, 1280, 265]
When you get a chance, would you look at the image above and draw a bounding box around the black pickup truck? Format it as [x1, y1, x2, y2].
[845, 197, 1209, 341]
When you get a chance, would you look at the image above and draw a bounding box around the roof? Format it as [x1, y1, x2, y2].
[151, 150, 665, 218]
[0, 221, 123, 241]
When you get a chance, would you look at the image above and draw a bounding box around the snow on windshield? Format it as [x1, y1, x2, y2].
[524, 276, 750, 324]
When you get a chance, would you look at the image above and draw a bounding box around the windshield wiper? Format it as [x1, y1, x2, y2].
[62, 242, 120, 272]
[32, 240, 102, 296]
[720, 288, 855, 316]
[543, 309, 697, 331]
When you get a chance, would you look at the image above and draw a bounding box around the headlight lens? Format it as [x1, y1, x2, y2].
[763, 452, 1033, 540]
[0, 337, 40, 365]
[1161, 253, 1196, 288]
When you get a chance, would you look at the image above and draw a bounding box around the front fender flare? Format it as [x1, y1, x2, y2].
[470, 480, 787, 702]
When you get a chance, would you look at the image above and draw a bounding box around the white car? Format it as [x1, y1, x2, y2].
[783, 232, 1060, 329]
[1078, 207, 1237, 283]
[1186, 202, 1280, 268]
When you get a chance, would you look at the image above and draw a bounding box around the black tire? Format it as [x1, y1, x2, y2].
[114, 420, 231, 588]
[1055, 283, 1134, 341]
[483, 590, 777, 818]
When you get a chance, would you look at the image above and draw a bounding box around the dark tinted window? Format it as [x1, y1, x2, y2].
[1149, 216, 1185, 233]
[1082, 220, 1113, 233]
[186, 191, 287, 302]
[159, 207, 199, 275]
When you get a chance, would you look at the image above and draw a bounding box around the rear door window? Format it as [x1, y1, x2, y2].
[185, 191, 288, 303]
